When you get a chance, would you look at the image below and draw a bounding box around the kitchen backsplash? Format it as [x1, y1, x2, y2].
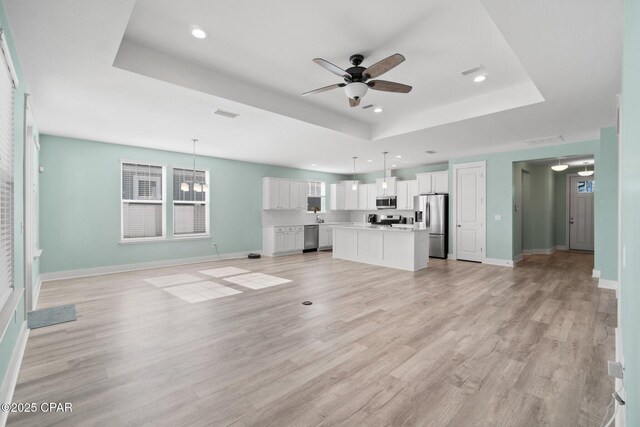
[262, 209, 351, 226]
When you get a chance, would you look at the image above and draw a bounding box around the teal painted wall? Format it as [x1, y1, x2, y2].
[0, 0, 28, 389]
[39, 135, 349, 274]
[595, 127, 618, 281]
[620, 0, 640, 423]
[449, 139, 603, 261]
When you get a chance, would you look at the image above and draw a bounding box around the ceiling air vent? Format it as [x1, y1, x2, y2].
[362, 104, 375, 109]
[461, 65, 484, 76]
[523, 135, 564, 145]
[425, 150, 437, 154]
[213, 109, 239, 119]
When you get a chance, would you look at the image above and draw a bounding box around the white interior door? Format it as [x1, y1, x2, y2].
[569, 175, 594, 251]
[455, 164, 485, 262]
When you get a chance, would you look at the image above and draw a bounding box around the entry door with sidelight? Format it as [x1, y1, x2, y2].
[569, 175, 594, 251]
[455, 164, 485, 262]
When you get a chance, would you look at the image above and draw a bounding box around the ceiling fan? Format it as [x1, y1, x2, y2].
[302, 53, 412, 107]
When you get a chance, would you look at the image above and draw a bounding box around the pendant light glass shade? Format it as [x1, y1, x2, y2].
[382, 151, 388, 189]
[578, 162, 594, 176]
[193, 182, 203, 192]
[202, 183, 209, 192]
[351, 156, 358, 190]
[180, 182, 189, 192]
[551, 159, 569, 172]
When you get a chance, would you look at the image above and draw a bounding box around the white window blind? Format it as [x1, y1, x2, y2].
[173, 167, 209, 236]
[0, 29, 16, 309]
[121, 162, 165, 239]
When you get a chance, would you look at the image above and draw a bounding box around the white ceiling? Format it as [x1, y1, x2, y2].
[4, 0, 622, 174]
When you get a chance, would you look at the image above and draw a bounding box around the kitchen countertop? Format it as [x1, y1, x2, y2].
[263, 222, 353, 227]
[329, 223, 428, 232]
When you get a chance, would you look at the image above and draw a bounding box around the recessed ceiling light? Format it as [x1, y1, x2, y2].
[367, 159, 372, 162]
[395, 155, 402, 159]
[191, 27, 207, 39]
[392, 164, 397, 167]
[473, 74, 486, 83]
[311, 163, 317, 166]
[374, 107, 383, 113]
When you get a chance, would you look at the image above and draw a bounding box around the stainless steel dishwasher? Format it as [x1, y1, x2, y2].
[304, 225, 319, 252]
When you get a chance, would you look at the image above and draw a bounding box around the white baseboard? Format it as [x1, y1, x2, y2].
[555, 245, 568, 251]
[513, 254, 523, 265]
[447, 253, 455, 260]
[40, 250, 262, 282]
[592, 269, 601, 278]
[483, 258, 514, 267]
[598, 278, 618, 295]
[522, 247, 559, 255]
[0, 322, 29, 427]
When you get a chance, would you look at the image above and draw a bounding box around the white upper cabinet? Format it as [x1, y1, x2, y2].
[343, 181, 360, 210]
[330, 183, 346, 210]
[375, 177, 397, 196]
[432, 171, 449, 193]
[397, 180, 418, 210]
[358, 183, 368, 210]
[416, 171, 448, 194]
[367, 183, 377, 209]
[289, 181, 306, 210]
[263, 178, 307, 210]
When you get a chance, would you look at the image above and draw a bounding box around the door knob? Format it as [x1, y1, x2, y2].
[457, 225, 461, 227]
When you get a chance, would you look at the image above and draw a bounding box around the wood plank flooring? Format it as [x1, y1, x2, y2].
[8, 251, 615, 426]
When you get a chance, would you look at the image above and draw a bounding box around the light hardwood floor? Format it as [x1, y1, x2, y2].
[8, 251, 615, 426]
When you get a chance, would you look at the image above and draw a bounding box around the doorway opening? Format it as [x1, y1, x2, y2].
[512, 156, 595, 263]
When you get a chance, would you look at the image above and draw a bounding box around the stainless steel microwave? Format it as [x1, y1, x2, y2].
[376, 196, 397, 210]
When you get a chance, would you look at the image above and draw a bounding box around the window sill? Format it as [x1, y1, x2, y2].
[119, 237, 167, 245]
[172, 234, 211, 241]
[119, 235, 211, 245]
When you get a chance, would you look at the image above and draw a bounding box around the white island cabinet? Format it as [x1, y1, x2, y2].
[331, 224, 429, 271]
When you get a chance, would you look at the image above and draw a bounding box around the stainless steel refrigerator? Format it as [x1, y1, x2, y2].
[414, 194, 448, 259]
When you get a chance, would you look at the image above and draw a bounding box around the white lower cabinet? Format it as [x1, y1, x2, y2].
[319, 224, 333, 249]
[263, 226, 305, 256]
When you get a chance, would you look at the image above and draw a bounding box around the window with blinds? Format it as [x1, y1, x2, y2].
[173, 168, 209, 236]
[0, 29, 16, 309]
[121, 162, 165, 240]
[307, 181, 326, 213]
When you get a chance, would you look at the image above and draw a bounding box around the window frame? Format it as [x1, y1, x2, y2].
[120, 160, 167, 243]
[306, 180, 326, 214]
[172, 166, 210, 238]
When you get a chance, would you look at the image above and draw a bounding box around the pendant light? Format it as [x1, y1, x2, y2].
[578, 161, 594, 176]
[382, 151, 388, 189]
[180, 139, 209, 193]
[550, 159, 569, 172]
[351, 156, 358, 190]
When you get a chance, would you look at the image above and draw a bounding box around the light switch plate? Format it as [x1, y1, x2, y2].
[494, 215, 502, 221]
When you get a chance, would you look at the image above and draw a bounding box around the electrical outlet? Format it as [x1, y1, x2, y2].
[608, 360, 624, 379]
[212, 242, 217, 248]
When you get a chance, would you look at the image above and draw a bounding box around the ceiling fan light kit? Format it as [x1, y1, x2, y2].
[304, 53, 412, 107]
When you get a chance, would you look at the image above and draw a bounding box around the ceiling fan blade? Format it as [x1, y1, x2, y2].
[349, 98, 361, 107]
[313, 58, 351, 79]
[363, 53, 405, 79]
[302, 83, 345, 96]
[368, 80, 412, 93]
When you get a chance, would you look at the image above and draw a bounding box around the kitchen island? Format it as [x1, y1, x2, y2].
[330, 224, 429, 271]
